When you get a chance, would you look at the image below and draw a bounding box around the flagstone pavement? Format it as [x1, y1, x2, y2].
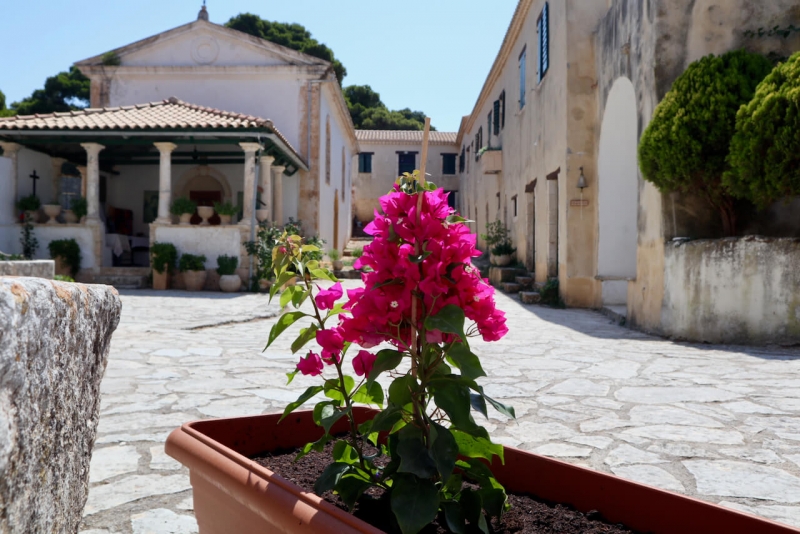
[79, 280, 800, 533]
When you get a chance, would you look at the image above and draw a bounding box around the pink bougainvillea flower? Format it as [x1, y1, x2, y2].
[296, 352, 323, 376]
[316, 327, 344, 364]
[315, 282, 343, 310]
[352, 350, 377, 376]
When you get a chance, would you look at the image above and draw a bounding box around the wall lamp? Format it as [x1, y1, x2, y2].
[576, 166, 588, 191]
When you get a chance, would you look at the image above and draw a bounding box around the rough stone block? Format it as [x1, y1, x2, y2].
[488, 267, 527, 286]
[501, 282, 522, 293]
[515, 276, 533, 288]
[520, 291, 542, 304]
[0, 260, 54, 279]
[0, 277, 121, 533]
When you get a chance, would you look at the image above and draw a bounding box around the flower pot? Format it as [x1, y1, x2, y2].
[179, 213, 193, 226]
[43, 204, 62, 224]
[152, 269, 170, 290]
[63, 209, 79, 224]
[491, 253, 512, 266]
[219, 214, 232, 225]
[166, 408, 794, 534]
[256, 209, 270, 223]
[198, 206, 214, 226]
[183, 270, 207, 291]
[332, 260, 344, 271]
[218, 274, 241, 293]
[24, 210, 40, 223]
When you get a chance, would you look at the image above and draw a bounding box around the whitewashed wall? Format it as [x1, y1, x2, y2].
[0, 224, 97, 269]
[154, 225, 241, 270]
[0, 157, 13, 226]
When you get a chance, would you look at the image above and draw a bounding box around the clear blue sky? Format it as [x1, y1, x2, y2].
[0, 1, 518, 132]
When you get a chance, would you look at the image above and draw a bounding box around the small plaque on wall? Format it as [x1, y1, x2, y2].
[570, 199, 589, 207]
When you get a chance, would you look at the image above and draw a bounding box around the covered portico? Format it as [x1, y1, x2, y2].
[0, 97, 306, 279]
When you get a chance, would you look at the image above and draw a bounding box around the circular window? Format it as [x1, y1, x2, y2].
[191, 37, 219, 65]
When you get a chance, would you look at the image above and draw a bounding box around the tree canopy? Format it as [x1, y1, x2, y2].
[724, 51, 800, 208]
[226, 13, 346, 84]
[344, 85, 432, 131]
[4, 67, 90, 116]
[637, 49, 773, 235]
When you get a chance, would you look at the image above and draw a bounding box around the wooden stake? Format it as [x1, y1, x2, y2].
[418, 117, 431, 187]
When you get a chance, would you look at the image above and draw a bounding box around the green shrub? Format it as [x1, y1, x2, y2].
[48, 238, 81, 276]
[245, 218, 325, 281]
[179, 253, 206, 272]
[0, 252, 24, 260]
[170, 197, 197, 216]
[151, 242, 177, 274]
[213, 201, 238, 216]
[328, 249, 340, 261]
[216, 254, 238, 276]
[351, 246, 363, 259]
[491, 241, 516, 256]
[638, 49, 773, 235]
[16, 194, 40, 212]
[539, 278, 564, 308]
[480, 220, 509, 248]
[54, 274, 75, 282]
[725, 51, 800, 207]
[71, 197, 87, 219]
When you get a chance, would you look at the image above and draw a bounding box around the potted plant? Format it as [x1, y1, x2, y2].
[48, 238, 81, 277]
[490, 241, 516, 267]
[481, 220, 515, 266]
[167, 173, 793, 534]
[171, 197, 197, 225]
[328, 249, 343, 271]
[70, 197, 87, 223]
[213, 201, 238, 225]
[151, 242, 177, 290]
[42, 200, 62, 224]
[16, 194, 40, 223]
[179, 253, 207, 291]
[217, 254, 241, 293]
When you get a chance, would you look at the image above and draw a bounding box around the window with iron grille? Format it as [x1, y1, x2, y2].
[537, 2, 549, 83]
[466, 147, 470, 172]
[459, 147, 465, 173]
[500, 90, 506, 128]
[512, 195, 518, 217]
[442, 154, 457, 175]
[358, 153, 373, 173]
[398, 152, 416, 175]
[519, 47, 527, 109]
[487, 111, 492, 145]
[475, 127, 483, 161]
[493, 100, 501, 135]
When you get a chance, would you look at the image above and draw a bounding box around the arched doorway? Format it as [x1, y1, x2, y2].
[176, 166, 233, 225]
[597, 77, 638, 305]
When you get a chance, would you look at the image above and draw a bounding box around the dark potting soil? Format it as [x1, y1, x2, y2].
[251, 441, 637, 534]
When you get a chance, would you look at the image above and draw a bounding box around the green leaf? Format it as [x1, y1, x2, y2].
[483, 393, 516, 420]
[314, 462, 351, 494]
[352, 382, 384, 407]
[452, 429, 504, 464]
[446, 214, 469, 224]
[442, 502, 466, 534]
[291, 286, 308, 308]
[313, 402, 347, 434]
[265, 311, 308, 350]
[430, 423, 459, 483]
[290, 324, 318, 354]
[310, 268, 337, 282]
[390, 474, 440, 534]
[295, 433, 333, 462]
[323, 376, 355, 403]
[477, 484, 508, 519]
[424, 304, 466, 341]
[370, 406, 403, 432]
[470, 393, 488, 418]
[366, 349, 404, 386]
[332, 440, 360, 465]
[459, 489, 489, 534]
[280, 285, 297, 308]
[388, 374, 418, 407]
[301, 244, 319, 253]
[431, 378, 472, 430]
[279, 385, 323, 423]
[335, 473, 374, 510]
[285, 369, 299, 385]
[407, 250, 432, 264]
[396, 427, 437, 479]
[447, 342, 486, 380]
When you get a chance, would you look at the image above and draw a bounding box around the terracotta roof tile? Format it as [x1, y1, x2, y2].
[355, 130, 457, 145]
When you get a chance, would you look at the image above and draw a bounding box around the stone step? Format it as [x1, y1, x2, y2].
[98, 267, 150, 277]
[515, 276, 533, 288]
[601, 305, 627, 326]
[501, 282, 522, 293]
[488, 266, 528, 286]
[93, 275, 149, 290]
[520, 291, 542, 304]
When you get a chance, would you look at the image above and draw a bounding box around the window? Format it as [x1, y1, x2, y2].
[398, 152, 416, 175]
[537, 3, 549, 83]
[358, 153, 373, 173]
[487, 111, 492, 145]
[325, 116, 331, 184]
[442, 154, 457, 175]
[475, 127, 483, 160]
[500, 90, 506, 129]
[459, 147, 465, 173]
[497, 192, 501, 210]
[512, 195, 518, 217]
[493, 100, 501, 135]
[466, 147, 470, 173]
[519, 47, 527, 109]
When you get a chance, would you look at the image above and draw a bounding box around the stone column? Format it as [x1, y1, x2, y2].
[258, 155, 274, 219]
[80, 143, 105, 223]
[0, 142, 21, 225]
[239, 143, 261, 226]
[50, 157, 67, 206]
[272, 165, 286, 225]
[153, 142, 177, 224]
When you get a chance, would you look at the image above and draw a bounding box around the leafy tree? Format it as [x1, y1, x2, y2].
[638, 49, 773, 236]
[724, 51, 800, 208]
[0, 89, 12, 118]
[7, 66, 90, 116]
[226, 13, 346, 84]
[344, 84, 433, 131]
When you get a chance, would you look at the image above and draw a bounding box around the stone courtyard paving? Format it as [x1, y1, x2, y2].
[79, 280, 800, 533]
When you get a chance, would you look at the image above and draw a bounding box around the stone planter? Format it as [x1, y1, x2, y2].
[179, 213, 193, 226]
[63, 209, 79, 224]
[198, 206, 214, 226]
[219, 214, 232, 225]
[491, 253, 513, 266]
[256, 209, 270, 223]
[152, 269, 169, 290]
[183, 270, 207, 291]
[24, 210, 40, 223]
[43, 204, 62, 224]
[332, 260, 344, 271]
[219, 274, 242, 293]
[166, 408, 793, 534]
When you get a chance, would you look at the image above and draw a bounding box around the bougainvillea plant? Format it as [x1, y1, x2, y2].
[267, 171, 514, 534]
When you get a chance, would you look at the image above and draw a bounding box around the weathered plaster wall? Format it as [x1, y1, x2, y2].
[662, 237, 800, 344]
[0, 224, 99, 270]
[353, 141, 459, 223]
[0, 278, 121, 533]
[153, 225, 242, 270]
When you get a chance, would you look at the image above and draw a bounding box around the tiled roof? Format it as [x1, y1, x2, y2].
[355, 130, 458, 145]
[0, 97, 275, 132]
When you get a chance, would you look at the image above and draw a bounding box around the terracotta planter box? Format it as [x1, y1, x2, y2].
[183, 270, 207, 291]
[152, 269, 169, 290]
[166, 408, 797, 534]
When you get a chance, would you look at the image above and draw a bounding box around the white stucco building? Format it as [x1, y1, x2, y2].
[0, 5, 358, 283]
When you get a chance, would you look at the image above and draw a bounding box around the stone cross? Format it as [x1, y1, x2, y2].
[29, 170, 40, 197]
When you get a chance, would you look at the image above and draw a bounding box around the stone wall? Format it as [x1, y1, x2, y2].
[0, 259, 54, 278]
[662, 237, 800, 344]
[0, 278, 121, 532]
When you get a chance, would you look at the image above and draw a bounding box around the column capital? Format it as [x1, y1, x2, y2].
[239, 142, 262, 154]
[259, 154, 275, 165]
[0, 141, 22, 156]
[80, 142, 105, 155]
[154, 142, 178, 153]
[271, 165, 286, 175]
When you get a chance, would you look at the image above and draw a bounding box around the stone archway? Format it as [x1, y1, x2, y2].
[176, 165, 233, 202]
[597, 77, 638, 305]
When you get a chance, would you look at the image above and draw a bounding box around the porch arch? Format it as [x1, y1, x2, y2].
[176, 165, 233, 202]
